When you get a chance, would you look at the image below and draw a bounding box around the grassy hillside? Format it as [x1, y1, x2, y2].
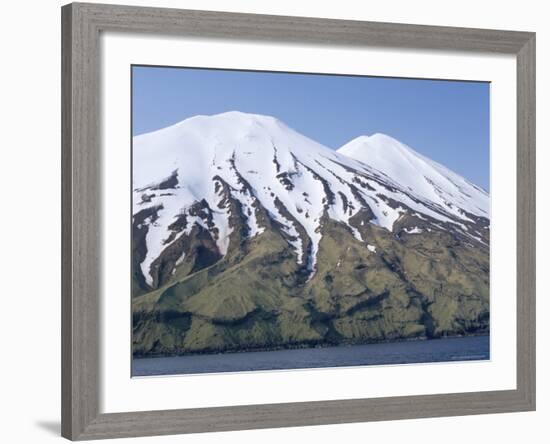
[132, 218, 489, 357]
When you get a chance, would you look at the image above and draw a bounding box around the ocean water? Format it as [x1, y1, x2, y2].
[132, 335, 489, 377]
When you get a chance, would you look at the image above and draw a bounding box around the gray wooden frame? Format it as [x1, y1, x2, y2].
[61, 2, 536, 440]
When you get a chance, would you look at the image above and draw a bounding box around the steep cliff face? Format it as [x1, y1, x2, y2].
[131, 112, 489, 357]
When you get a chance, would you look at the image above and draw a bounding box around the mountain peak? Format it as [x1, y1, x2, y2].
[172, 110, 285, 130]
[337, 133, 489, 219]
[214, 110, 280, 121]
[340, 133, 423, 160]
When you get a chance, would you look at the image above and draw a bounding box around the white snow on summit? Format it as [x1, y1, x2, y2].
[337, 133, 489, 220]
[133, 112, 490, 286]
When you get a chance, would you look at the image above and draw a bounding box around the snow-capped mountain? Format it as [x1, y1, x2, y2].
[132, 111, 491, 357]
[133, 111, 489, 291]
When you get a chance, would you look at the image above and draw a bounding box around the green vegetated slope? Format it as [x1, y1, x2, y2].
[132, 214, 489, 357]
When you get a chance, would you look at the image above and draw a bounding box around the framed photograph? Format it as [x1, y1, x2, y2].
[61, 2, 536, 440]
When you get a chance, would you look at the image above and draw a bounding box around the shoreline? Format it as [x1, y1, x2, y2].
[133, 331, 489, 360]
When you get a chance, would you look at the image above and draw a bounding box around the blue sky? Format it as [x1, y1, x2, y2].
[132, 66, 490, 190]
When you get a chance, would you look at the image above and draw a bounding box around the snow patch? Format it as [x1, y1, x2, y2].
[175, 251, 185, 266]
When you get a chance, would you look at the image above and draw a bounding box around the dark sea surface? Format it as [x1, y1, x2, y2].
[132, 335, 490, 377]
